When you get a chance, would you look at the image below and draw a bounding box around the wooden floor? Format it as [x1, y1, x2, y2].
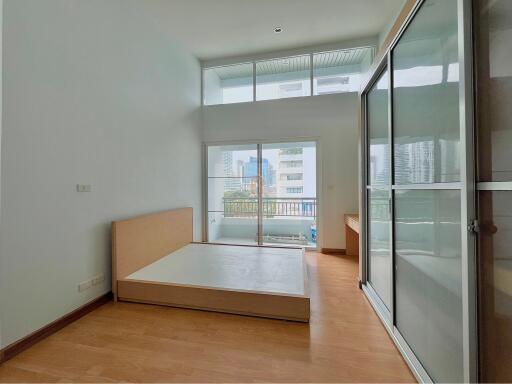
[0, 253, 415, 383]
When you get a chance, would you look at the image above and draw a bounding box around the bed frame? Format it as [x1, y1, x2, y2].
[112, 208, 310, 322]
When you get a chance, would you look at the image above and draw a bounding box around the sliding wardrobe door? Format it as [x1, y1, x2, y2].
[392, 0, 464, 382]
[475, 0, 512, 381]
[366, 69, 392, 312]
[361, 0, 476, 381]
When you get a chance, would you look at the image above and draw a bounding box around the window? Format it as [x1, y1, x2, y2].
[313, 47, 374, 95]
[203, 63, 253, 106]
[256, 55, 311, 101]
[280, 148, 303, 155]
[280, 173, 303, 181]
[206, 141, 317, 248]
[280, 160, 303, 168]
[202, 46, 374, 105]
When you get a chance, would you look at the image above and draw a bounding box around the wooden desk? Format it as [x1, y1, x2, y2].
[344, 214, 359, 256]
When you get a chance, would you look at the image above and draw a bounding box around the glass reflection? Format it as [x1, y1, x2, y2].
[395, 189, 463, 382]
[393, 0, 460, 184]
[478, 192, 512, 383]
[476, 0, 512, 182]
[368, 70, 390, 186]
[368, 189, 391, 309]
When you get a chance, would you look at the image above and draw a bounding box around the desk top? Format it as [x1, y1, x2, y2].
[344, 214, 359, 233]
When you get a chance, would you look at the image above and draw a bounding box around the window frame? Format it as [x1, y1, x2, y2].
[201, 44, 376, 106]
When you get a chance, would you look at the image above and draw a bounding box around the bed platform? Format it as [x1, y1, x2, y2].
[112, 208, 310, 322]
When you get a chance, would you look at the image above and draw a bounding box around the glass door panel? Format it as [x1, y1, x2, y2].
[207, 145, 258, 244]
[368, 188, 391, 309]
[368, 70, 390, 186]
[395, 189, 463, 382]
[392, 0, 460, 185]
[475, 1, 512, 381]
[261, 142, 317, 248]
[366, 68, 392, 310]
[478, 191, 512, 382]
[391, 0, 464, 382]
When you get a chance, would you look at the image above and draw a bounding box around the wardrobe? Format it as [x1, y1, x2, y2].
[359, 0, 512, 382]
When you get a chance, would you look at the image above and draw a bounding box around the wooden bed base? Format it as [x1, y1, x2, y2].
[117, 279, 309, 322]
[112, 208, 310, 322]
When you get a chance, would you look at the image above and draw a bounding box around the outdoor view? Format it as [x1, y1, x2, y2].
[207, 142, 317, 247]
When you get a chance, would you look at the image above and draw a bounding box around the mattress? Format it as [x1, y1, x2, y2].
[126, 243, 307, 296]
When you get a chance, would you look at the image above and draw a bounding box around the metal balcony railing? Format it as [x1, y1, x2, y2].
[223, 197, 317, 218]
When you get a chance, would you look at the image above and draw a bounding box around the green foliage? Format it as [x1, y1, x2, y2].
[224, 190, 251, 198]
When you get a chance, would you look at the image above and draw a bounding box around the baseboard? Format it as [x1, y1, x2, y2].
[0, 292, 112, 364]
[321, 248, 346, 255]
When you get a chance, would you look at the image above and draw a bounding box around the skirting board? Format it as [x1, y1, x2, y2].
[118, 279, 310, 322]
[321, 248, 347, 256]
[0, 292, 112, 364]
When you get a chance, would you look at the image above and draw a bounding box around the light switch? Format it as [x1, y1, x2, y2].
[76, 184, 92, 192]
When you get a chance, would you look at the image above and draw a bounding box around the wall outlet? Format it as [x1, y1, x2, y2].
[76, 184, 92, 192]
[78, 280, 93, 292]
[92, 273, 104, 286]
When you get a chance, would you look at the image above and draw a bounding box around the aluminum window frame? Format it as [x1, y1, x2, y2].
[203, 137, 322, 251]
[202, 45, 376, 106]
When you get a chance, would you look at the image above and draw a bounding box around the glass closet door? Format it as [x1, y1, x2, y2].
[475, 0, 512, 382]
[392, 0, 463, 382]
[366, 69, 392, 312]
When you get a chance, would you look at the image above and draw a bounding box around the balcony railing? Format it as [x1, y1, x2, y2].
[223, 197, 317, 218]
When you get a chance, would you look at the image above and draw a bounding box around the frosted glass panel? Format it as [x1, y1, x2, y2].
[367, 70, 390, 186]
[393, 0, 460, 184]
[368, 189, 391, 309]
[395, 190, 463, 382]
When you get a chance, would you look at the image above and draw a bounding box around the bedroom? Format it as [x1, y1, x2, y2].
[0, 1, 511, 383]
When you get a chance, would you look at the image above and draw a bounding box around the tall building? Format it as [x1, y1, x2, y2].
[222, 151, 241, 192]
[241, 157, 276, 195]
[276, 148, 305, 197]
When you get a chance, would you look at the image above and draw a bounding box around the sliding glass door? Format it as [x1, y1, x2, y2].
[206, 141, 318, 248]
[475, 0, 512, 381]
[392, 0, 464, 382]
[261, 142, 317, 247]
[360, 0, 476, 382]
[366, 69, 392, 313]
[207, 144, 259, 245]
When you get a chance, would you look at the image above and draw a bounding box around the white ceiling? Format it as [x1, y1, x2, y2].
[141, 0, 407, 61]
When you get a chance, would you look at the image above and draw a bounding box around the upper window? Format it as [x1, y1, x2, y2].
[203, 63, 253, 106]
[203, 46, 374, 106]
[313, 47, 374, 95]
[256, 55, 311, 101]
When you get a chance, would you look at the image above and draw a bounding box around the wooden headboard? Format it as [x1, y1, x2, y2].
[112, 207, 193, 300]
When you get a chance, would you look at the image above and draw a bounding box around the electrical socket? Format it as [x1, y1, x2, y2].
[92, 273, 104, 286]
[78, 280, 92, 292]
[76, 184, 92, 192]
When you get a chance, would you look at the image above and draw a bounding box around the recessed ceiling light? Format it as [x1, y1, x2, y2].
[274, 26, 283, 34]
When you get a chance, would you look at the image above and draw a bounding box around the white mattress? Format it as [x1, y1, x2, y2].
[126, 243, 307, 296]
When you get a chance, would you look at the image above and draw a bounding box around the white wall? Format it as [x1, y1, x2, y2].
[0, 0, 202, 348]
[202, 93, 359, 249]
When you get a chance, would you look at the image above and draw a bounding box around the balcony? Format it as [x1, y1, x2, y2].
[209, 197, 317, 247]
